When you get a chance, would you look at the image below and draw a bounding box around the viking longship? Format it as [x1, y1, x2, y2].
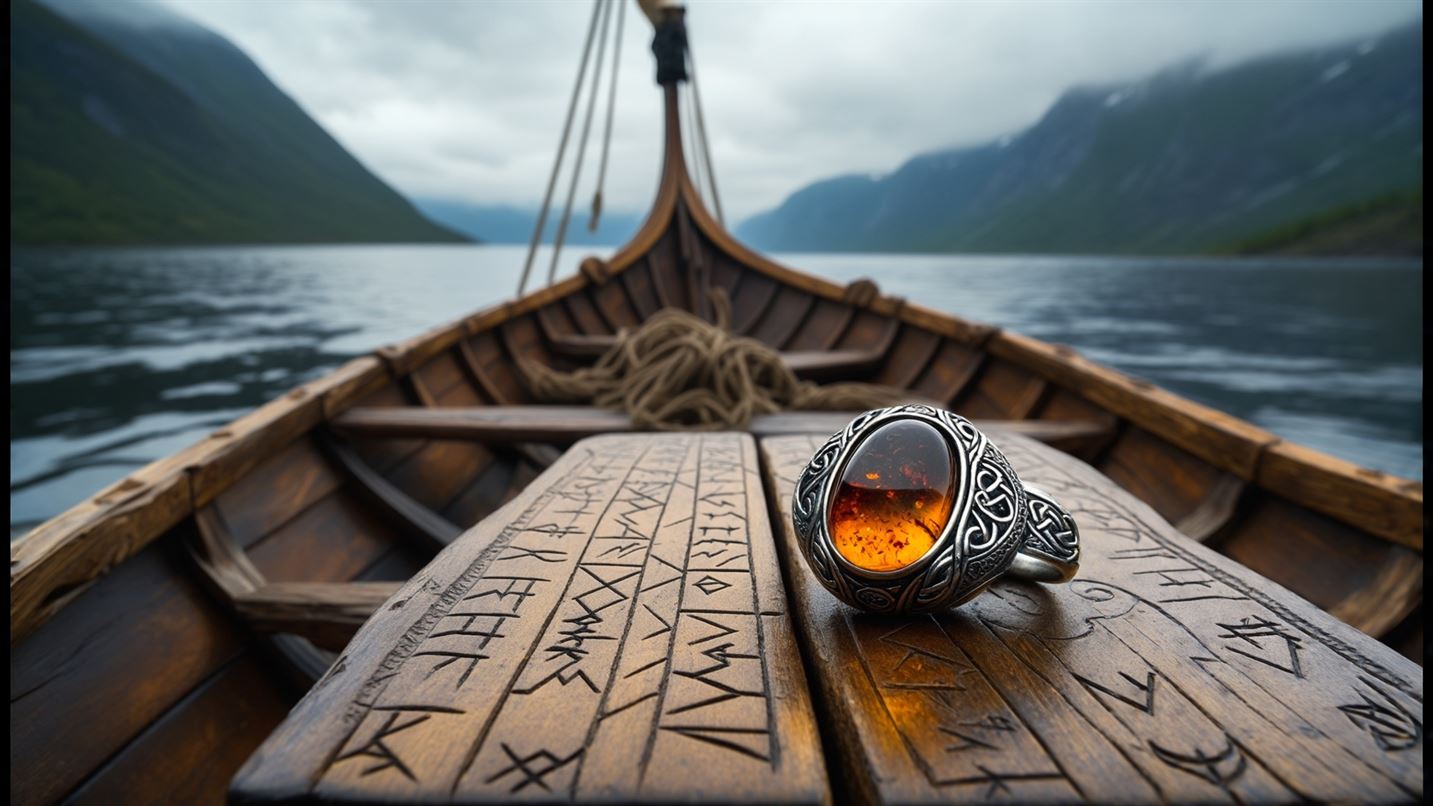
[10, 2, 1422, 804]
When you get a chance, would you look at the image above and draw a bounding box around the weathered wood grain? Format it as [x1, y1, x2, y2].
[235, 582, 404, 652]
[331, 405, 1115, 450]
[762, 433, 1422, 804]
[65, 654, 292, 806]
[1257, 441, 1423, 551]
[989, 331, 1280, 480]
[232, 434, 828, 803]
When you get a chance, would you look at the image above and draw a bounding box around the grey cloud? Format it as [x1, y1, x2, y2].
[162, 0, 1420, 221]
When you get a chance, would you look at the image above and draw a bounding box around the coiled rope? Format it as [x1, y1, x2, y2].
[516, 290, 915, 431]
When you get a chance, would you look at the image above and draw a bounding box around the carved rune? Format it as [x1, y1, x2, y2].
[484, 743, 583, 793]
[938, 718, 1014, 753]
[335, 707, 457, 781]
[1149, 738, 1247, 788]
[463, 576, 546, 613]
[1074, 670, 1157, 715]
[1339, 677, 1423, 751]
[693, 574, 732, 596]
[1216, 616, 1304, 677]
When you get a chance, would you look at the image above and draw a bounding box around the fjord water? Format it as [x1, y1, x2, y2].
[9, 244, 1422, 536]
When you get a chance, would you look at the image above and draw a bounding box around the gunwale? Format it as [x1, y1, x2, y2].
[9, 87, 1422, 653]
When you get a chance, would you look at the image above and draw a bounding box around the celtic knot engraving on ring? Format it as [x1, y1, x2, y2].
[791, 405, 1052, 614]
[1022, 485, 1081, 567]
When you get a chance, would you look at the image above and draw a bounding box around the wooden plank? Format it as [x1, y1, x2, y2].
[498, 314, 554, 370]
[213, 437, 346, 550]
[874, 326, 944, 390]
[318, 356, 393, 421]
[412, 353, 470, 402]
[742, 284, 808, 342]
[1032, 388, 1122, 461]
[564, 288, 613, 335]
[761, 434, 1422, 804]
[545, 332, 620, 359]
[1218, 494, 1422, 638]
[190, 387, 325, 510]
[588, 277, 641, 330]
[906, 338, 986, 405]
[9, 331, 390, 639]
[833, 309, 899, 355]
[1098, 426, 1227, 527]
[729, 271, 779, 333]
[235, 582, 403, 651]
[535, 296, 580, 342]
[232, 434, 829, 803]
[11, 536, 247, 805]
[10, 444, 199, 642]
[783, 298, 854, 351]
[330, 405, 1115, 449]
[456, 339, 505, 404]
[346, 383, 429, 475]
[781, 349, 884, 380]
[320, 437, 463, 550]
[1175, 473, 1248, 543]
[537, 331, 892, 380]
[1256, 441, 1422, 551]
[440, 451, 523, 528]
[64, 654, 292, 806]
[707, 253, 745, 301]
[433, 366, 485, 407]
[989, 331, 1279, 479]
[465, 332, 527, 405]
[191, 506, 336, 682]
[955, 359, 1048, 420]
[649, 235, 689, 311]
[620, 260, 664, 319]
[376, 320, 469, 379]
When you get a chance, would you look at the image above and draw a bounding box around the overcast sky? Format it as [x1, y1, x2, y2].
[160, 0, 1420, 221]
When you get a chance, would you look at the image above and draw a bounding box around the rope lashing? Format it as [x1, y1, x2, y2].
[548, 0, 616, 285]
[686, 40, 725, 226]
[515, 291, 917, 431]
[590, 0, 626, 232]
[516, 0, 604, 297]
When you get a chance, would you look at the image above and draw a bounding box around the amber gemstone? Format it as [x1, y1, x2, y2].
[828, 419, 957, 572]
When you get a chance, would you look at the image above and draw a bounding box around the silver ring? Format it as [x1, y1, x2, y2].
[791, 405, 1080, 614]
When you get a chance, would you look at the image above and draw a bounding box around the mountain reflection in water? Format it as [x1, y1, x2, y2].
[9, 244, 1422, 536]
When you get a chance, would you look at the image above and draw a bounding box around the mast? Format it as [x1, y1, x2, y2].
[604, 2, 729, 277]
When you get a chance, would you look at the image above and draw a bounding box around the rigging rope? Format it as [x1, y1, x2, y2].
[516, 0, 604, 297]
[589, 0, 626, 232]
[515, 291, 916, 431]
[686, 40, 725, 226]
[684, 82, 707, 208]
[547, 0, 615, 285]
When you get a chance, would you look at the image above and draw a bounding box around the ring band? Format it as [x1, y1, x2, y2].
[1009, 484, 1081, 583]
[791, 405, 1080, 614]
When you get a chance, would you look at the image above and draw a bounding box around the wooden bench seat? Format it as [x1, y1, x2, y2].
[330, 405, 1115, 454]
[233, 432, 1424, 803]
[763, 434, 1423, 803]
[232, 433, 828, 803]
[543, 331, 886, 380]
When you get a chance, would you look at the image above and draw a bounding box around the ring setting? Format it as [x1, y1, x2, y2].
[791, 405, 1080, 614]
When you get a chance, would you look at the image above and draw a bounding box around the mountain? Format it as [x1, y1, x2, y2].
[11, 0, 466, 245]
[416, 198, 643, 247]
[738, 22, 1422, 255]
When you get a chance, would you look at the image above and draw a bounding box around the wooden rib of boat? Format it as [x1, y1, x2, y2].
[9, 9, 1422, 805]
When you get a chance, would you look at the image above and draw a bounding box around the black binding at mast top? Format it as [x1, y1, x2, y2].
[651, 6, 688, 85]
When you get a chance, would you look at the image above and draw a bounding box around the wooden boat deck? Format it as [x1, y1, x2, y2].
[10, 60, 1422, 806]
[230, 431, 1423, 803]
